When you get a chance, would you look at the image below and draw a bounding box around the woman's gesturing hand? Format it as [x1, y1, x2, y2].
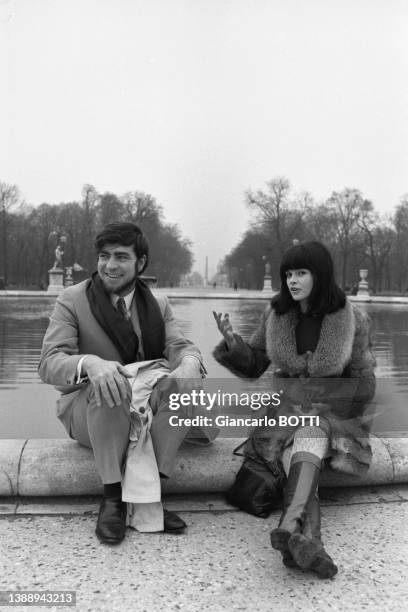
[213, 311, 236, 348]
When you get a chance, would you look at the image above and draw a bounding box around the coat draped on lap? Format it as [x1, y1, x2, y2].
[213, 299, 376, 477]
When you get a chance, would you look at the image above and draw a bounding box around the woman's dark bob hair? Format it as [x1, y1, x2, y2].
[94, 222, 149, 274]
[271, 241, 346, 316]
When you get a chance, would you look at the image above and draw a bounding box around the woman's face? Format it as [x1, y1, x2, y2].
[285, 269, 314, 309]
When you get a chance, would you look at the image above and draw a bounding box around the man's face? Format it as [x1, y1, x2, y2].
[97, 243, 145, 296]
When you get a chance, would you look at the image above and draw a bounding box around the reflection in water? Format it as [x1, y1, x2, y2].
[0, 319, 49, 387]
[370, 304, 408, 383]
[0, 297, 407, 437]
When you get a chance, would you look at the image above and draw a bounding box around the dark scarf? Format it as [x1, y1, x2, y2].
[86, 272, 165, 364]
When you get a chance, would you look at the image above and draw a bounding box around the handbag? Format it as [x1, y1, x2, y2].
[226, 438, 284, 518]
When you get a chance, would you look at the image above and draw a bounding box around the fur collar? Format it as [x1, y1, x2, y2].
[266, 300, 356, 377]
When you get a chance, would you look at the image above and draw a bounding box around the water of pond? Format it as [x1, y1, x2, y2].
[0, 297, 407, 438]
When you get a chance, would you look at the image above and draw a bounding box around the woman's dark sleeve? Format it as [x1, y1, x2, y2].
[213, 307, 271, 378]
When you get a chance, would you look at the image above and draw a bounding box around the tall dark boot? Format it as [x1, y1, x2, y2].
[270, 459, 320, 555]
[289, 495, 338, 578]
[280, 496, 318, 569]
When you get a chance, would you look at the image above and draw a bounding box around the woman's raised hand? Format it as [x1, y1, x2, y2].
[213, 311, 236, 348]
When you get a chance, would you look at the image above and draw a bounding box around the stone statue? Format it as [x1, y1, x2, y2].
[262, 257, 274, 293]
[53, 245, 64, 270]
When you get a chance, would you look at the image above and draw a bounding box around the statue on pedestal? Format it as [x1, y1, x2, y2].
[53, 245, 64, 270]
[357, 269, 369, 296]
[262, 256, 274, 293]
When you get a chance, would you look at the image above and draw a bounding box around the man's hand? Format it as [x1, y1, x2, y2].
[213, 311, 236, 349]
[83, 355, 133, 408]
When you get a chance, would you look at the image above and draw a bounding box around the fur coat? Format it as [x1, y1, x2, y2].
[213, 300, 376, 476]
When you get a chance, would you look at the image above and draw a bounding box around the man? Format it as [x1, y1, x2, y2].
[39, 222, 213, 544]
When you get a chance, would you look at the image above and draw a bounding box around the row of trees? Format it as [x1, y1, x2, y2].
[224, 177, 408, 294]
[0, 183, 194, 288]
[2, 176, 407, 292]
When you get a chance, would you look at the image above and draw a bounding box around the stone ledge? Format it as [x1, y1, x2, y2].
[0, 439, 27, 496]
[1, 486, 408, 516]
[0, 436, 407, 497]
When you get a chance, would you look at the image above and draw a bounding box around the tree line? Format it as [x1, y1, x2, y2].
[0, 183, 193, 288]
[223, 177, 408, 294]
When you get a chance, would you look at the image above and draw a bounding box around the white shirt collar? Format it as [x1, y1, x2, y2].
[111, 289, 135, 311]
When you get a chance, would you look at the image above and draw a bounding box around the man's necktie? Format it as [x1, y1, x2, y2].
[116, 297, 130, 321]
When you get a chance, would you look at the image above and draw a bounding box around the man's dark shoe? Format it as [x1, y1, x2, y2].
[163, 509, 187, 534]
[95, 497, 127, 544]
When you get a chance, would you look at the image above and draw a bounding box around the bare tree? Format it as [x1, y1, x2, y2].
[0, 182, 20, 285]
[121, 191, 163, 228]
[327, 188, 362, 288]
[357, 200, 394, 292]
[393, 195, 408, 292]
[80, 184, 100, 271]
[246, 176, 293, 256]
[303, 203, 338, 244]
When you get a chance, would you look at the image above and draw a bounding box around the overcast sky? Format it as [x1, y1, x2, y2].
[1, 0, 407, 277]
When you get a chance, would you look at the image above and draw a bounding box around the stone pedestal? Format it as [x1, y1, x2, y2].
[357, 269, 369, 296]
[47, 268, 64, 293]
[262, 274, 273, 295]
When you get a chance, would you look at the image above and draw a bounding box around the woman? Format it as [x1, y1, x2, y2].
[213, 241, 376, 579]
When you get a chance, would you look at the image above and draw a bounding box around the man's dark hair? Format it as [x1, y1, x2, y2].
[271, 241, 346, 316]
[94, 222, 149, 274]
